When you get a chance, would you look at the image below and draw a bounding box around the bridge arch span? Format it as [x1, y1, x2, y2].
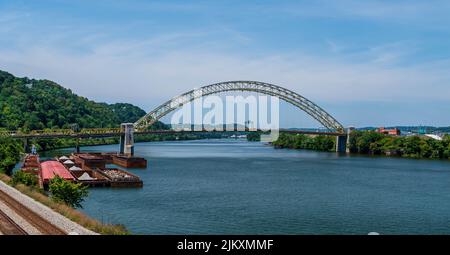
[134, 81, 344, 132]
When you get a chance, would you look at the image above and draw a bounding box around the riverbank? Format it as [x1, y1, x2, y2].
[268, 131, 450, 160]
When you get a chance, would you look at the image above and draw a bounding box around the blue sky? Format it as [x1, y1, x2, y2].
[1, 0, 450, 128]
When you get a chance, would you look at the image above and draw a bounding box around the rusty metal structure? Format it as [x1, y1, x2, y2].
[134, 81, 344, 132]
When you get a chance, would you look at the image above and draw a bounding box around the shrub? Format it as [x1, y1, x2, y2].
[11, 171, 38, 187]
[49, 176, 89, 208]
[0, 138, 23, 174]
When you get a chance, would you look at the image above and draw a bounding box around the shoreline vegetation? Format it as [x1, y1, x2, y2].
[251, 131, 450, 160]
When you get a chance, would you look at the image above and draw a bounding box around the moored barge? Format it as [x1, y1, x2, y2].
[112, 155, 147, 168]
[69, 169, 110, 187]
[40, 160, 76, 189]
[21, 154, 41, 175]
[96, 168, 143, 188]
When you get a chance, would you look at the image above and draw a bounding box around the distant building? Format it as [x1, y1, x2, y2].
[376, 127, 401, 136]
[425, 134, 443, 141]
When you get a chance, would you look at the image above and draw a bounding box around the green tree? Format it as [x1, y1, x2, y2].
[272, 133, 335, 152]
[246, 132, 261, 141]
[49, 176, 89, 208]
[0, 70, 149, 130]
[355, 131, 384, 154]
[12, 171, 38, 187]
[402, 136, 421, 158]
[0, 137, 23, 174]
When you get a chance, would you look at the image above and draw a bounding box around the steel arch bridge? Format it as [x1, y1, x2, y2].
[134, 81, 344, 132]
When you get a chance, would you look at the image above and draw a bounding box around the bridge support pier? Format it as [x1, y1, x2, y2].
[120, 123, 134, 156]
[75, 138, 80, 153]
[119, 135, 125, 154]
[23, 138, 29, 153]
[336, 135, 348, 153]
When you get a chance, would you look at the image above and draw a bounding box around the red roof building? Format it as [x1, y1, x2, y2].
[40, 160, 75, 184]
[376, 127, 401, 136]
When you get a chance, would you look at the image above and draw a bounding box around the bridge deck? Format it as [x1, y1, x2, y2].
[3, 129, 346, 139]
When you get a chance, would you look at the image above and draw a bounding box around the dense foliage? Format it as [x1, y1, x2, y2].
[12, 171, 38, 187]
[49, 176, 89, 208]
[348, 131, 450, 159]
[0, 70, 146, 131]
[0, 70, 171, 171]
[272, 131, 450, 160]
[0, 137, 23, 173]
[108, 103, 146, 124]
[246, 132, 261, 141]
[272, 133, 336, 152]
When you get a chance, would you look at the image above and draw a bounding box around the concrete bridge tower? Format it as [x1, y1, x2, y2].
[120, 123, 135, 156]
[335, 127, 353, 153]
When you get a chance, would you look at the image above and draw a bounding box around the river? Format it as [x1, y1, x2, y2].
[40, 139, 450, 234]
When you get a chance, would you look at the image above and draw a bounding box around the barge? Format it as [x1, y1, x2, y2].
[112, 155, 147, 168]
[84, 152, 115, 164]
[69, 169, 110, 187]
[40, 160, 76, 189]
[97, 168, 143, 188]
[52, 152, 146, 188]
[21, 154, 41, 175]
[72, 153, 106, 169]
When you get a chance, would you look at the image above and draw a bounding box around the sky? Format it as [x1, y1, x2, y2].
[1, 0, 450, 128]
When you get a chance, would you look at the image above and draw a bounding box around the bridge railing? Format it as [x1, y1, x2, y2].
[0, 129, 67, 136]
[1, 127, 123, 137]
[1, 127, 346, 138]
[78, 128, 121, 134]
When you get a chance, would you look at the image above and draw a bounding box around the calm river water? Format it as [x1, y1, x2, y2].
[42, 139, 450, 234]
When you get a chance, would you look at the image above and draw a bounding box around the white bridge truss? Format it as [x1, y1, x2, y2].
[134, 81, 344, 132]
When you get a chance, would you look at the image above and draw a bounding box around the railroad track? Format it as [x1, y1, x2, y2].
[0, 209, 27, 235]
[0, 190, 66, 235]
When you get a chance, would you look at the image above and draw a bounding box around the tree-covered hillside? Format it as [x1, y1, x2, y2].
[108, 103, 146, 124]
[0, 70, 147, 131]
